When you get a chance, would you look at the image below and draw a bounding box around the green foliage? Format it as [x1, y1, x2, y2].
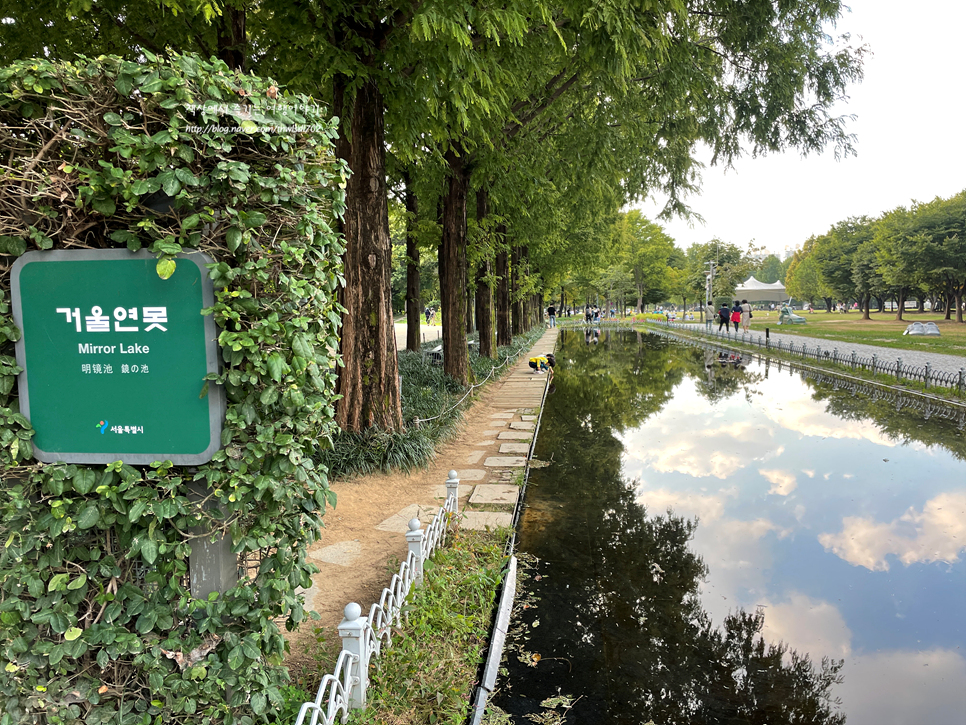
[0, 54, 348, 724]
[348, 529, 509, 725]
[318, 328, 544, 479]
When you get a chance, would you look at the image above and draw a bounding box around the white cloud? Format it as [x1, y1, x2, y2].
[760, 468, 797, 496]
[802, 469, 815, 478]
[818, 491, 966, 571]
[760, 593, 852, 660]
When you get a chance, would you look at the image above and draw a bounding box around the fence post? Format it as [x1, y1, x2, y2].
[872, 354, 877, 374]
[959, 368, 965, 394]
[446, 469, 460, 504]
[817, 345, 821, 359]
[897, 357, 902, 382]
[833, 347, 838, 364]
[406, 519, 424, 586]
[338, 603, 369, 709]
[851, 351, 856, 371]
[924, 362, 931, 389]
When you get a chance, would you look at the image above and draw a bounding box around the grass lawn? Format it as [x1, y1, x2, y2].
[742, 310, 966, 358]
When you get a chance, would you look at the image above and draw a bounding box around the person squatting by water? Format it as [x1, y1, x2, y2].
[529, 352, 556, 374]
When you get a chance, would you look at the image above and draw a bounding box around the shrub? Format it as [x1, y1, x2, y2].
[0, 53, 347, 724]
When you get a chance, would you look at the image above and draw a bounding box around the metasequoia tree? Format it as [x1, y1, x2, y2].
[415, 0, 864, 385]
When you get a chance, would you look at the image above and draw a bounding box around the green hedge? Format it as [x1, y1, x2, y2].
[0, 54, 347, 724]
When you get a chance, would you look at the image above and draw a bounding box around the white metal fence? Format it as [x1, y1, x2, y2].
[293, 471, 461, 725]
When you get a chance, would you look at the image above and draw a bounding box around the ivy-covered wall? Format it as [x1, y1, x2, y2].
[0, 54, 347, 724]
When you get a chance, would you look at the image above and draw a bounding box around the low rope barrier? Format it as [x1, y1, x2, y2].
[411, 332, 547, 426]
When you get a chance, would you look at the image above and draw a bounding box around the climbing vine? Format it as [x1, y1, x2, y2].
[0, 53, 347, 723]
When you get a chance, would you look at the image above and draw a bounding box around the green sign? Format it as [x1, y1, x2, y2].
[11, 250, 224, 464]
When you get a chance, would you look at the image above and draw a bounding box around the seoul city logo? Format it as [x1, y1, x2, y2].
[96, 420, 109, 434]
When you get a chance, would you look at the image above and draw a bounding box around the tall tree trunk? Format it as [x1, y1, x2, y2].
[475, 189, 496, 358]
[895, 288, 906, 321]
[956, 290, 964, 323]
[466, 289, 475, 333]
[404, 171, 421, 352]
[511, 245, 522, 335]
[216, 6, 247, 70]
[861, 293, 871, 320]
[495, 232, 511, 346]
[440, 149, 471, 384]
[335, 79, 402, 432]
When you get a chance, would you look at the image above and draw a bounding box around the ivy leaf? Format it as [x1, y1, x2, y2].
[91, 197, 116, 216]
[0, 236, 27, 257]
[64, 627, 83, 641]
[72, 469, 96, 494]
[128, 499, 148, 522]
[67, 574, 87, 591]
[156, 257, 176, 280]
[266, 353, 284, 382]
[103, 112, 123, 126]
[76, 503, 100, 530]
[141, 539, 159, 565]
[226, 227, 243, 252]
[292, 334, 314, 360]
[251, 692, 267, 714]
[227, 645, 245, 671]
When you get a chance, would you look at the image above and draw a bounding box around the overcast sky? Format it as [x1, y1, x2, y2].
[633, 0, 966, 259]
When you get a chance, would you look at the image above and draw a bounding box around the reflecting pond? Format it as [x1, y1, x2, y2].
[492, 329, 966, 724]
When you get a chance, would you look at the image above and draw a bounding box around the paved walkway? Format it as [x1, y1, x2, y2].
[292, 326, 559, 656]
[393, 321, 441, 351]
[664, 323, 966, 376]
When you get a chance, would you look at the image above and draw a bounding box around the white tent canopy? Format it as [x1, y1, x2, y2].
[734, 275, 788, 303]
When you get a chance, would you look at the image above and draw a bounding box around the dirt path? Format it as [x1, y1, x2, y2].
[286, 329, 559, 675]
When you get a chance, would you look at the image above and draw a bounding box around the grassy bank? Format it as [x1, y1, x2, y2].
[347, 528, 510, 724]
[743, 310, 966, 357]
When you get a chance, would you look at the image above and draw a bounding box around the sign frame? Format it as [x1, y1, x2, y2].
[10, 248, 225, 465]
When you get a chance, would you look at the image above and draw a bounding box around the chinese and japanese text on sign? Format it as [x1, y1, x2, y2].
[11, 250, 224, 464]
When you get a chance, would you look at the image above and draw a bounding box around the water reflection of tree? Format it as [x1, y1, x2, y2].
[692, 347, 766, 405]
[495, 330, 845, 724]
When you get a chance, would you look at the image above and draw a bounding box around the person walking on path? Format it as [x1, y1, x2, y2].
[547, 304, 557, 328]
[740, 299, 752, 333]
[705, 300, 715, 331]
[730, 301, 741, 332]
[718, 303, 731, 332]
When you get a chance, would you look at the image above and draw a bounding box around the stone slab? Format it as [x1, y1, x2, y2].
[490, 413, 515, 419]
[482, 430, 504, 436]
[520, 415, 537, 421]
[469, 484, 520, 506]
[457, 469, 487, 481]
[509, 422, 535, 431]
[499, 443, 530, 454]
[434, 484, 472, 500]
[465, 450, 485, 464]
[309, 540, 362, 567]
[473, 440, 497, 446]
[498, 431, 533, 440]
[459, 511, 514, 530]
[484, 456, 527, 467]
[375, 504, 435, 533]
